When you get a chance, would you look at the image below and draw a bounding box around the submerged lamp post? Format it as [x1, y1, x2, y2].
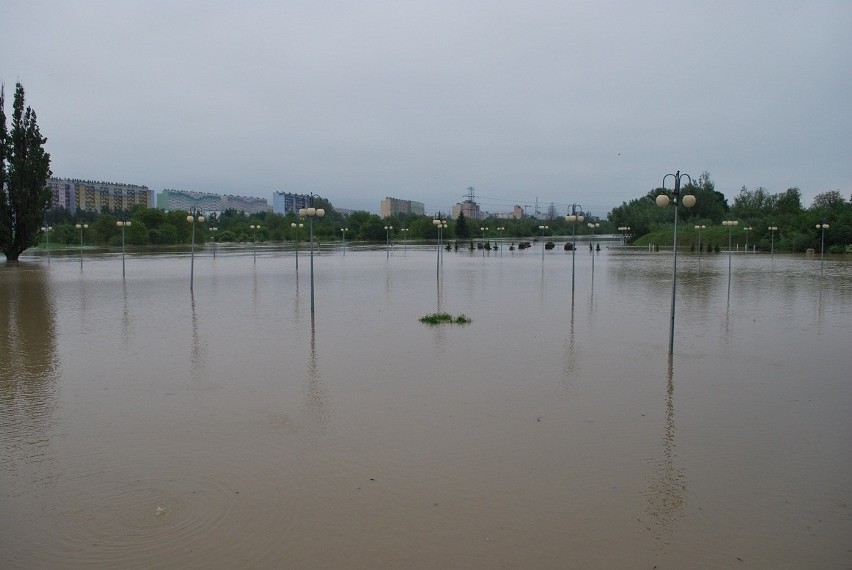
[432, 216, 447, 277]
[817, 222, 829, 274]
[75, 223, 88, 270]
[291, 222, 304, 271]
[384, 225, 394, 258]
[340, 227, 348, 256]
[564, 209, 584, 295]
[40, 225, 52, 264]
[400, 228, 409, 252]
[538, 225, 549, 262]
[722, 220, 739, 292]
[656, 170, 696, 354]
[299, 198, 325, 314]
[694, 224, 706, 268]
[210, 227, 218, 259]
[497, 226, 505, 255]
[187, 211, 205, 290]
[768, 226, 778, 257]
[618, 226, 631, 246]
[743, 226, 753, 252]
[250, 224, 261, 264]
[587, 221, 600, 275]
[116, 220, 131, 277]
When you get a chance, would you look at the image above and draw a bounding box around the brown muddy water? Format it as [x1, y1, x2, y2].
[2, 244, 851, 568]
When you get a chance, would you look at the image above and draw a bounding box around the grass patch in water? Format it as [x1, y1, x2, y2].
[419, 313, 471, 325]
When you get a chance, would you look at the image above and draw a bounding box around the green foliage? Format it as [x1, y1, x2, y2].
[0, 83, 53, 261]
[419, 313, 471, 325]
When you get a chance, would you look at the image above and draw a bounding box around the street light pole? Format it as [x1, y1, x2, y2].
[656, 170, 696, 354]
[291, 222, 304, 272]
[299, 197, 325, 314]
[40, 226, 52, 264]
[187, 211, 205, 290]
[694, 225, 706, 269]
[497, 226, 505, 256]
[565, 208, 584, 296]
[210, 227, 217, 259]
[587, 221, 599, 275]
[116, 220, 131, 277]
[743, 226, 753, 252]
[401, 228, 409, 252]
[768, 226, 778, 257]
[538, 225, 549, 262]
[341, 227, 348, 256]
[384, 225, 393, 258]
[432, 216, 447, 278]
[816, 222, 829, 274]
[722, 219, 739, 297]
[75, 223, 88, 270]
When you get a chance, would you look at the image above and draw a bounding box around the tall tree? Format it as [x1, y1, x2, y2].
[1, 83, 53, 261]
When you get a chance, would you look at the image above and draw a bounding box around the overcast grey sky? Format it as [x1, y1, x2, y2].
[2, 0, 850, 217]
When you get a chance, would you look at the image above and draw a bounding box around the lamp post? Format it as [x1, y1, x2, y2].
[587, 220, 599, 275]
[116, 220, 131, 277]
[187, 211, 205, 290]
[290, 222, 304, 271]
[656, 170, 696, 354]
[816, 222, 829, 274]
[743, 226, 753, 253]
[340, 227, 348, 256]
[565, 209, 584, 295]
[432, 216, 447, 277]
[480, 226, 489, 256]
[497, 226, 505, 255]
[694, 225, 706, 269]
[400, 228, 409, 252]
[722, 219, 739, 296]
[768, 226, 778, 257]
[384, 225, 394, 258]
[75, 223, 88, 269]
[618, 226, 631, 246]
[250, 224, 260, 264]
[210, 227, 217, 259]
[538, 225, 549, 262]
[40, 225, 52, 264]
[299, 198, 325, 314]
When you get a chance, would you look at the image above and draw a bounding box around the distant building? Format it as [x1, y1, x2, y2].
[157, 189, 270, 214]
[157, 189, 222, 212]
[272, 191, 311, 214]
[380, 197, 425, 218]
[46, 178, 153, 214]
[452, 201, 482, 221]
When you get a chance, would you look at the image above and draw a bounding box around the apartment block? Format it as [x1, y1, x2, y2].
[272, 191, 311, 214]
[380, 197, 425, 218]
[46, 178, 153, 214]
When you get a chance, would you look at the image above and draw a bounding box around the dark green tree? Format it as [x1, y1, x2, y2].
[455, 211, 470, 238]
[1, 83, 53, 261]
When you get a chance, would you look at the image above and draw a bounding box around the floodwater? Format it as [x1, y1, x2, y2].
[2, 243, 851, 568]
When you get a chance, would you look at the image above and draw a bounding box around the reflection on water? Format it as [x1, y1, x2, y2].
[0, 264, 59, 487]
[1, 250, 851, 568]
[644, 356, 687, 541]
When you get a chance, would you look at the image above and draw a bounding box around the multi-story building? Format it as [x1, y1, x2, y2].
[380, 197, 425, 218]
[451, 200, 482, 221]
[157, 189, 270, 214]
[46, 178, 153, 214]
[157, 189, 222, 212]
[272, 191, 311, 214]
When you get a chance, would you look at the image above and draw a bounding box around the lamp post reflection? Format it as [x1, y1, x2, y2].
[75, 223, 88, 270]
[116, 220, 131, 278]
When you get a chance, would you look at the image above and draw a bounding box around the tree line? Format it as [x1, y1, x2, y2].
[608, 172, 851, 253]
